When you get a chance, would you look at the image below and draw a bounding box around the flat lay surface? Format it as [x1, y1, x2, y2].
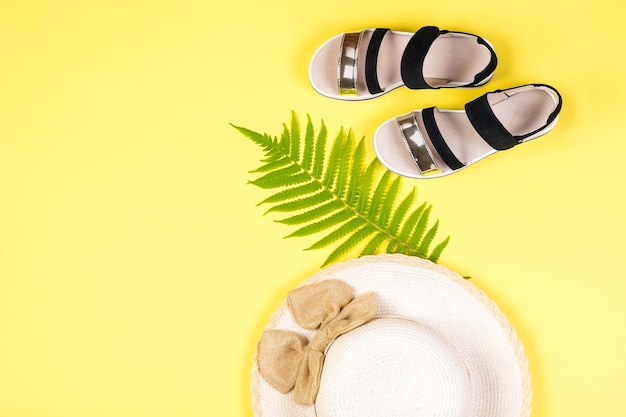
[1, 0, 625, 416]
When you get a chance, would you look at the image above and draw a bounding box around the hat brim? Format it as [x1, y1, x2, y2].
[251, 254, 531, 417]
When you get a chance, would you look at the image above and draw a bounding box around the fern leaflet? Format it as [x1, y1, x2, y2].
[232, 112, 450, 266]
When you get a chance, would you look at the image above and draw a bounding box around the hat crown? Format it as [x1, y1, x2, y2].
[315, 317, 472, 417]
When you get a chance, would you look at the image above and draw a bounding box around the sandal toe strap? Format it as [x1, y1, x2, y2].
[397, 113, 442, 176]
[338, 28, 391, 96]
[422, 108, 465, 171]
[338, 32, 361, 95]
[364, 28, 390, 95]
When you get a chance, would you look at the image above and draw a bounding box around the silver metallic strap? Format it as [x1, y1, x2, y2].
[396, 113, 442, 176]
[338, 32, 361, 95]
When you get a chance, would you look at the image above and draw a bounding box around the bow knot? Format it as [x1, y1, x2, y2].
[257, 279, 378, 404]
[308, 328, 332, 353]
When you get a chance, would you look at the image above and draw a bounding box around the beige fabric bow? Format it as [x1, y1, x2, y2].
[257, 279, 378, 405]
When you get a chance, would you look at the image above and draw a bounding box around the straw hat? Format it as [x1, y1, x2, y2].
[251, 254, 531, 417]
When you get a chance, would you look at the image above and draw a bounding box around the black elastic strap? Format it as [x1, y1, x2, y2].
[400, 26, 441, 90]
[365, 28, 390, 95]
[422, 107, 465, 170]
[465, 93, 518, 150]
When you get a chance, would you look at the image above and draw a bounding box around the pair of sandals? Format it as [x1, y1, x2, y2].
[309, 27, 562, 178]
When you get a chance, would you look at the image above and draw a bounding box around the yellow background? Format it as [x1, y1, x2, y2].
[1, 0, 625, 415]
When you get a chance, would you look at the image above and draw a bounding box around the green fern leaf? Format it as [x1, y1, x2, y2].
[279, 124, 290, 157]
[287, 207, 353, 238]
[365, 169, 392, 220]
[230, 124, 273, 150]
[416, 220, 440, 256]
[275, 199, 344, 225]
[378, 176, 402, 229]
[398, 202, 426, 243]
[334, 130, 354, 199]
[249, 164, 301, 189]
[409, 205, 432, 247]
[323, 225, 376, 267]
[250, 157, 291, 174]
[388, 189, 415, 236]
[312, 121, 327, 178]
[428, 235, 450, 263]
[323, 128, 346, 188]
[346, 138, 366, 205]
[360, 232, 387, 257]
[290, 111, 301, 162]
[386, 240, 400, 254]
[357, 159, 378, 213]
[301, 115, 315, 171]
[265, 190, 333, 214]
[258, 181, 322, 205]
[233, 112, 450, 266]
[306, 217, 366, 251]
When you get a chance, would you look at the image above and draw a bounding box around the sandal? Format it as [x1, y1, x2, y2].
[373, 84, 563, 178]
[309, 26, 497, 101]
